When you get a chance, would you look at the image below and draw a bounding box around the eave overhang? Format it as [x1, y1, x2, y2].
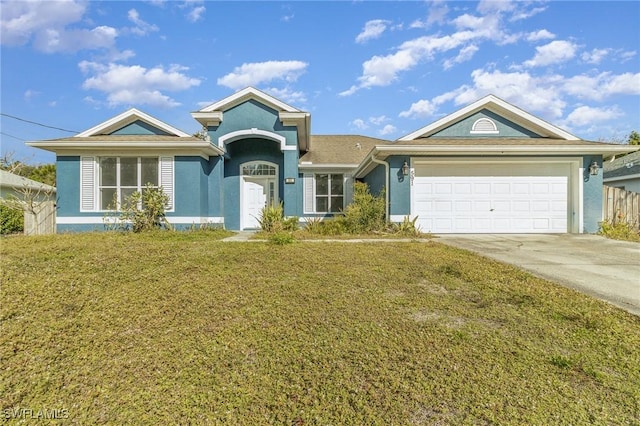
[354, 144, 639, 178]
[26, 140, 225, 159]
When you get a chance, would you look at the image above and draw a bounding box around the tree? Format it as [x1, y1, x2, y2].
[628, 130, 639, 145]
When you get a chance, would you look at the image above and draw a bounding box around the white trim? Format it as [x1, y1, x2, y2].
[398, 94, 579, 141]
[198, 87, 300, 113]
[76, 108, 190, 137]
[218, 128, 293, 151]
[604, 173, 640, 183]
[470, 118, 498, 134]
[26, 141, 224, 158]
[190, 111, 223, 127]
[56, 216, 224, 225]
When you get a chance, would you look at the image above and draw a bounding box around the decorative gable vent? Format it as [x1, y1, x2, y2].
[470, 118, 499, 134]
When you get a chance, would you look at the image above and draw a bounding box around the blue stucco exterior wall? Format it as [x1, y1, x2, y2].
[432, 109, 540, 138]
[56, 156, 80, 218]
[388, 156, 411, 217]
[110, 120, 171, 136]
[362, 164, 385, 195]
[208, 100, 298, 148]
[583, 155, 603, 233]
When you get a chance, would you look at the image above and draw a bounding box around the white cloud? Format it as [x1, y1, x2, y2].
[342, 0, 546, 96]
[526, 29, 555, 42]
[581, 48, 610, 64]
[564, 105, 623, 127]
[187, 6, 206, 22]
[369, 115, 388, 125]
[0, 0, 118, 53]
[217, 60, 308, 90]
[399, 99, 438, 119]
[619, 50, 637, 62]
[443, 44, 479, 69]
[355, 20, 390, 44]
[379, 124, 397, 136]
[24, 90, 40, 101]
[127, 9, 159, 36]
[263, 87, 307, 105]
[79, 62, 200, 108]
[351, 119, 368, 130]
[523, 40, 578, 67]
[563, 72, 640, 101]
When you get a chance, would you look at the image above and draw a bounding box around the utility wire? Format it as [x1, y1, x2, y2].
[1, 112, 78, 133]
[0, 131, 26, 141]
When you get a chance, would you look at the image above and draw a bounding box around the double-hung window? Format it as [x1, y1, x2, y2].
[314, 174, 344, 213]
[99, 157, 159, 210]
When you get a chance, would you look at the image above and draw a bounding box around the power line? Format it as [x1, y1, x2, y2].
[0, 131, 26, 141]
[1, 112, 78, 133]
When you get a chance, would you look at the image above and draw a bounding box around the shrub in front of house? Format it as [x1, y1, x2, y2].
[0, 204, 24, 234]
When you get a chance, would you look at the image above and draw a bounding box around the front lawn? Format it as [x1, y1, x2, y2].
[1, 233, 638, 424]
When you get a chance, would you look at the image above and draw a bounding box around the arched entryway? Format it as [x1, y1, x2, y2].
[240, 161, 278, 229]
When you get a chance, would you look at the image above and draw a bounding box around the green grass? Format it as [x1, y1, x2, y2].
[1, 233, 639, 424]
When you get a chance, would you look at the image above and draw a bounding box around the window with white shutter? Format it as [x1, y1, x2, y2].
[80, 156, 96, 211]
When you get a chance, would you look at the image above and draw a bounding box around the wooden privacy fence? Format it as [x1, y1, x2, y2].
[603, 185, 640, 229]
[24, 200, 56, 235]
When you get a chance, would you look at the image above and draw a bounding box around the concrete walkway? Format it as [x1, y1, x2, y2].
[436, 234, 640, 316]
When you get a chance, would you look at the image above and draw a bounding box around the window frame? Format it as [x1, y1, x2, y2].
[312, 173, 344, 214]
[98, 156, 160, 211]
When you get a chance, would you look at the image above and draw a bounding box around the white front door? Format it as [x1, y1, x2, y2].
[242, 177, 277, 229]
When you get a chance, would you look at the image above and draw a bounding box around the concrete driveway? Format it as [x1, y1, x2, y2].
[435, 234, 640, 316]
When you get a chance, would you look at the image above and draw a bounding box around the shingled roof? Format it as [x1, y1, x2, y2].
[604, 150, 640, 179]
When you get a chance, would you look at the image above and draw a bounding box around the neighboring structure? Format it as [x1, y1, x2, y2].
[0, 170, 57, 235]
[0, 169, 56, 201]
[28, 87, 637, 233]
[604, 150, 640, 193]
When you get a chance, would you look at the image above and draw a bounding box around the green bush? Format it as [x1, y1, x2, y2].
[258, 202, 299, 233]
[268, 231, 296, 245]
[0, 204, 24, 234]
[391, 215, 422, 237]
[599, 218, 640, 242]
[341, 182, 386, 233]
[106, 185, 170, 233]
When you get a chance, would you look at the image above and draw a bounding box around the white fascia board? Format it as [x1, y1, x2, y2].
[397, 94, 579, 141]
[191, 111, 223, 127]
[26, 141, 224, 158]
[76, 108, 191, 137]
[298, 163, 359, 170]
[604, 173, 640, 183]
[372, 144, 638, 157]
[198, 87, 300, 113]
[280, 111, 311, 152]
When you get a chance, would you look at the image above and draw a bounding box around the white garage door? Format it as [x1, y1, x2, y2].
[413, 164, 569, 233]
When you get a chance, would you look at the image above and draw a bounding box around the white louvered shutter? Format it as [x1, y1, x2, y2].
[159, 156, 174, 211]
[343, 174, 354, 206]
[303, 174, 314, 214]
[80, 156, 95, 211]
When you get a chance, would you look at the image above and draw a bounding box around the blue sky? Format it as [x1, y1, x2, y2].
[1, 0, 639, 164]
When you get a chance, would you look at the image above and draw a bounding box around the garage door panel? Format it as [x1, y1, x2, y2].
[413, 171, 569, 233]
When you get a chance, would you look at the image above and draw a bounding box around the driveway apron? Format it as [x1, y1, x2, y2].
[436, 234, 640, 316]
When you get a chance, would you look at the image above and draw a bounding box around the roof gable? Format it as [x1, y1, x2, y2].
[430, 109, 541, 138]
[75, 108, 190, 138]
[398, 94, 579, 141]
[197, 87, 302, 114]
